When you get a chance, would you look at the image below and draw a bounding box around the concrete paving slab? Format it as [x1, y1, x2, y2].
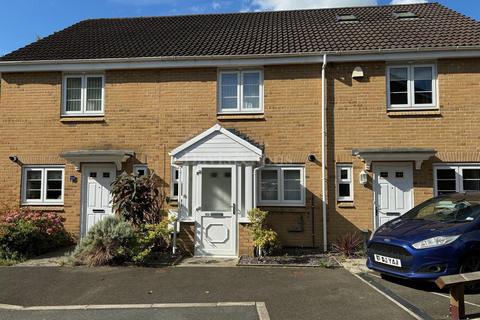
[0, 305, 260, 320]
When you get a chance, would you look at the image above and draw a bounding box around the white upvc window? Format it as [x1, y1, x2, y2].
[218, 70, 263, 114]
[434, 164, 480, 196]
[62, 74, 105, 116]
[258, 165, 305, 206]
[171, 166, 180, 200]
[22, 166, 65, 205]
[133, 164, 149, 176]
[387, 64, 437, 110]
[337, 164, 354, 201]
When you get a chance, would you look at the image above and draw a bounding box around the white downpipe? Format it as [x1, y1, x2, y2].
[253, 157, 266, 209]
[321, 54, 328, 252]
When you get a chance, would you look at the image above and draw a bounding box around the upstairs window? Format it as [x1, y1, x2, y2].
[387, 64, 436, 110]
[218, 70, 263, 113]
[62, 74, 104, 116]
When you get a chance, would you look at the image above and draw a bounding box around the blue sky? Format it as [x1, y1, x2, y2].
[0, 0, 478, 56]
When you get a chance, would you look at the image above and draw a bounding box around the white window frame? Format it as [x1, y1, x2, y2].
[133, 164, 149, 176]
[336, 164, 354, 202]
[22, 166, 65, 205]
[218, 69, 264, 114]
[171, 166, 180, 200]
[434, 164, 480, 196]
[257, 165, 305, 206]
[387, 64, 437, 110]
[62, 74, 105, 116]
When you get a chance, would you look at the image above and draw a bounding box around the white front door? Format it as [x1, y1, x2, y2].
[373, 162, 413, 228]
[195, 164, 237, 256]
[82, 164, 116, 235]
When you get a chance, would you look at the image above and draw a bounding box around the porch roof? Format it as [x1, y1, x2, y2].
[60, 149, 134, 170]
[170, 124, 263, 163]
[352, 147, 437, 170]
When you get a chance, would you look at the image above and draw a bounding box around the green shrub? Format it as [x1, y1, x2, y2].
[72, 216, 136, 266]
[247, 209, 280, 257]
[0, 209, 72, 260]
[111, 172, 165, 226]
[131, 221, 171, 263]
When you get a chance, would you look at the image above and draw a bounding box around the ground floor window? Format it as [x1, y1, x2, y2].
[22, 166, 65, 205]
[170, 166, 180, 200]
[133, 164, 149, 176]
[435, 164, 480, 195]
[336, 164, 353, 201]
[258, 165, 305, 206]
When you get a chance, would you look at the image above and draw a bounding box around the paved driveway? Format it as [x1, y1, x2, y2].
[0, 266, 414, 320]
[361, 271, 480, 320]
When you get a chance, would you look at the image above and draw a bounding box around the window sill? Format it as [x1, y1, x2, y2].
[217, 113, 265, 120]
[257, 203, 305, 207]
[337, 202, 355, 208]
[20, 204, 64, 210]
[387, 109, 441, 117]
[60, 116, 105, 123]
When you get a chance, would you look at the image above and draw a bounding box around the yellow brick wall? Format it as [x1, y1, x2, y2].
[327, 58, 480, 243]
[0, 64, 324, 249]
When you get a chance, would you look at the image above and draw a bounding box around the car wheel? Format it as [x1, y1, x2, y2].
[459, 254, 480, 293]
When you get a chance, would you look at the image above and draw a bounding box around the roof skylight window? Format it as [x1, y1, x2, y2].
[336, 14, 358, 23]
[393, 11, 418, 19]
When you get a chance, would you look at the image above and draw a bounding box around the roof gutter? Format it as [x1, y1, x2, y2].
[1, 46, 480, 72]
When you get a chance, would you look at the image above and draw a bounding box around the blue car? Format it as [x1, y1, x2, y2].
[367, 193, 480, 280]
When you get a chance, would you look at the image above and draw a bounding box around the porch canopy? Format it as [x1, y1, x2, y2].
[170, 124, 263, 163]
[60, 149, 134, 170]
[352, 147, 437, 170]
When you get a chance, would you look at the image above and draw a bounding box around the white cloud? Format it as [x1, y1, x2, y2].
[390, 0, 428, 4]
[212, 1, 222, 9]
[250, 0, 378, 11]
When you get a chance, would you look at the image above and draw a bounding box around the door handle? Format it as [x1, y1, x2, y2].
[232, 203, 236, 215]
[92, 209, 105, 213]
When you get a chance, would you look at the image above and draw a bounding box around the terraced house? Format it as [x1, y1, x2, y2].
[0, 3, 479, 257]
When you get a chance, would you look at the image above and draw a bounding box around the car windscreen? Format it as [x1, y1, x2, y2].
[403, 197, 480, 223]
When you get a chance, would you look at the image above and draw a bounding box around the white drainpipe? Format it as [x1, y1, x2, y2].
[321, 54, 328, 252]
[253, 156, 266, 209]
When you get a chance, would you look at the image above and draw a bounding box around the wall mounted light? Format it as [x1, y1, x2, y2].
[359, 170, 368, 185]
[352, 66, 364, 79]
[69, 176, 78, 183]
[9, 155, 18, 163]
[308, 154, 317, 162]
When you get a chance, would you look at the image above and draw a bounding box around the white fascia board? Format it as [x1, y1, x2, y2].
[1, 48, 480, 73]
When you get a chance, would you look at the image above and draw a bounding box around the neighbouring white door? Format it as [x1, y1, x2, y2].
[373, 162, 413, 228]
[82, 164, 116, 235]
[195, 164, 237, 256]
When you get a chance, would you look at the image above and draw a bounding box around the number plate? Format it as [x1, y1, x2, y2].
[374, 254, 402, 267]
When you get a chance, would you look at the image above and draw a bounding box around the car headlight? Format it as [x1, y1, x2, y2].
[412, 235, 460, 249]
